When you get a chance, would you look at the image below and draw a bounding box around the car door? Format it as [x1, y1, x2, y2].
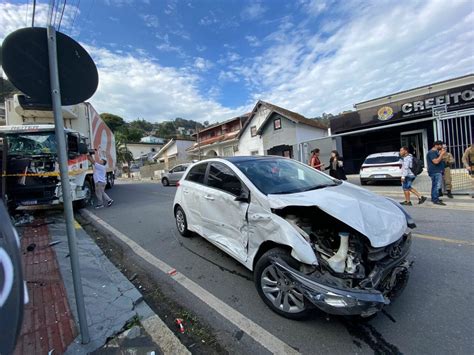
[181, 162, 208, 234]
[200, 162, 249, 262]
[168, 166, 181, 183]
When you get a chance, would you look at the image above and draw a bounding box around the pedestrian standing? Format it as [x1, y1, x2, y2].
[441, 145, 455, 198]
[325, 150, 347, 180]
[399, 146, 427, 206]
[426, 141, 446, 206]
[309, 148, 324, 170]
[87, 151, 114, 209]
[462, 144, 474, 198]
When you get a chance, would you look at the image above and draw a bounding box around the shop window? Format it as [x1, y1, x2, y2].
[274, 118, 282, 130]
[251, 126, 257, 137]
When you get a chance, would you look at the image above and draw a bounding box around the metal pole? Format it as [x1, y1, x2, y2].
[46, 26, 90, 344]
[31, 0, 36, 26]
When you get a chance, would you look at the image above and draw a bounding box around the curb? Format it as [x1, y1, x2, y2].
[78, 209, 191, 355]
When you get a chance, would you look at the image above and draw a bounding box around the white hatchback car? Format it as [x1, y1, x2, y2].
[360, 152, 403, 185]
[173, 157, 414, 319]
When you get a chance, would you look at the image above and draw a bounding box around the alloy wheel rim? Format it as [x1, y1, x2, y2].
[261, 264, 305, 313]
[176, 210, 185, 232]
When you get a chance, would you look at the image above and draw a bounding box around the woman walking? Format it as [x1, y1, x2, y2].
[325, 150, 347, 180]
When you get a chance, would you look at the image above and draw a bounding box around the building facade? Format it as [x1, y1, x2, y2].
[328, 74, 474, 174]
[187, 115, 248, 157]
[152, 138, 195, 169]
[238, 101, 328, 160]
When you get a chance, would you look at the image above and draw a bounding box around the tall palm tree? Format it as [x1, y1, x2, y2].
[115, 132, 133, 178]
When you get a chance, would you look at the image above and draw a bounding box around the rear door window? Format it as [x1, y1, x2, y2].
[364, 156, 401, 165]
[207, 163, 242, 196]
[185, 163, 208, 184]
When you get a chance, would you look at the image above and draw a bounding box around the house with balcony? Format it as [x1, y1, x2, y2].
[238, 100, 328, 160]
[186, 114, 249, 157]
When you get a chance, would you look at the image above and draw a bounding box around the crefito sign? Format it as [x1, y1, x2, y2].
[400, 86, 474, 118]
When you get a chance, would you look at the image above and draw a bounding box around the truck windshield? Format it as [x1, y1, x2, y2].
[7, 132, 57, 156]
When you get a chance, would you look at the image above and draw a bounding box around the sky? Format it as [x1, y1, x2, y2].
[1, 0, 473, 123]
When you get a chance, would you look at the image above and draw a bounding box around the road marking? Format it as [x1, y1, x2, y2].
[413, 233, 474, 246]
[80, 209, 299, 355]
[74, 220, 82, 229]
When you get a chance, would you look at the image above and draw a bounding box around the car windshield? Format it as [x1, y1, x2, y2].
[364, 156, 401, 165]
[234, 158, 340, 195]
[7, 132, 57, 156]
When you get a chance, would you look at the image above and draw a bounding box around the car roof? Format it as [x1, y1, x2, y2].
[366, 152, 400, 158]
[223, 156, 287, 163]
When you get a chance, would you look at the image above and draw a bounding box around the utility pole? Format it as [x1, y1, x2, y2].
[47, 25, 90, 344]
[196, 123, 202, 160]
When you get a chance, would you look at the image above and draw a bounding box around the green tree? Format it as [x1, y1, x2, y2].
[130, 118, 153, 132]
[116, 126, 144, 143]
[115, 131, 133, 178]
[100, 113, 126, 132]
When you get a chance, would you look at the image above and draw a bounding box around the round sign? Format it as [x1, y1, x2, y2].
[2, 27, 98, 106]
[377, 106, 394, 121]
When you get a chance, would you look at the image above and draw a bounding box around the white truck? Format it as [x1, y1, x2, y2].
[0, 94, 116, 210]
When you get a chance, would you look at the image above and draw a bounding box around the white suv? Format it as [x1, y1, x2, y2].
[360, 152, 403, 185]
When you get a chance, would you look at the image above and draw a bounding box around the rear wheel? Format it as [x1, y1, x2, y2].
[162, 177, 170, 186]
[254, 248, 311, 320]
[360, 179, 368, 185]
[106, 173, 115, 189]
[174, 206, 190, 237]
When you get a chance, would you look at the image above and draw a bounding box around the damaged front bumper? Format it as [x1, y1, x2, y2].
[272, 237, 412, 317]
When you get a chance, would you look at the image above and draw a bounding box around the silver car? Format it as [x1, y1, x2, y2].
[173, 156, 414, 319]
[161, 164, 190, 186]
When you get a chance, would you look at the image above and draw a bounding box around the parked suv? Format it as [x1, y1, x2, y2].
[162, 164, 190, 186]
[360, 152, 403, 185]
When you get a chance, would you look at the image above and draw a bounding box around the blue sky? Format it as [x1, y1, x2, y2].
[1, 0, 474, 122]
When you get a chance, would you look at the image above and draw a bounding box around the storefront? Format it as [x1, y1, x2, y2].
[329, 75, 474, 174]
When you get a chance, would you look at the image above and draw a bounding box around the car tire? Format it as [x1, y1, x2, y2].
[106, 173, 115, 189]
[254, 248, 311, 320]
[174, 206, 190, 237]
[162, 177, 169, 186]
[360, 179, 368, 185]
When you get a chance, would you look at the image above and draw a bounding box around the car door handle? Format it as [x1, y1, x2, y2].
[204, 195, 214, 201]
[249, 214, 272, 221]
[183, 188, 190, 194]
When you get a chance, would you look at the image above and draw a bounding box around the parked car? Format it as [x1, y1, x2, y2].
[360, 152, 403, 185]
[173, 156, 414, 319]
[162, 164, 190, 186]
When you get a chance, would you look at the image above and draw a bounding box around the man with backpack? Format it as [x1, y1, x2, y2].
[399, 146, 427, 206]
[426, 140, 447, 206]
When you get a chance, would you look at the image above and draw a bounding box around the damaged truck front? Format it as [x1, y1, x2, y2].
[266, 185, 414, 318]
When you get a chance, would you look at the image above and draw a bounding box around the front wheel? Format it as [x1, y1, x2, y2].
[106, 173, 115, 189]
[254, 248, 311, 320]
[74, 179, 93, 209]
[162, 177, 169, 186]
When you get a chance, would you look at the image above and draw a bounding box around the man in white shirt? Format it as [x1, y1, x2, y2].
[87, 151, 113, 209]
[399, 146, 426, 206]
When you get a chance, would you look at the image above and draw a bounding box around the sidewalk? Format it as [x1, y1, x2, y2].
[13, 212, 189, 354]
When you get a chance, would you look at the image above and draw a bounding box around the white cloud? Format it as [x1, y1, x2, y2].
[218, 71, 240, 83]
[141, 14, 159, 28]
[199, 11, 218, 26]
[236, 0, 474, 117]
[196, 45, 207, 52]
[0, 2, 244, 123]
[194, 57, 213, 71]
[299, 0, 328, 16]
[0, 2, 80, 42]
[245, 35, 261, 47]
[241, 2, 266, 20]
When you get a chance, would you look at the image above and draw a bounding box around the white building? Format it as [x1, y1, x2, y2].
[238, 101, 328, 159]
[140, 135, 165, 144]
[152, 138, 195, 169]
[126, 142, 164, 163]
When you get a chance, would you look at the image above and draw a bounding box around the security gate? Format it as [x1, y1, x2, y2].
[435, 108, 474, 192]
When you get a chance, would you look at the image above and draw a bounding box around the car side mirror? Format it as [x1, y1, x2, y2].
[235, 188, 250, 203]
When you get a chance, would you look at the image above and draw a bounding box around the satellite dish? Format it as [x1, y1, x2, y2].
[1, 27, 98, 106]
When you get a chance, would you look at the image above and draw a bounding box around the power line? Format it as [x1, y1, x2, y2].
[31, 0, 37, 27]
[57, 0, 67, 31]
[47, 0, 55, 27]
[25, 0, 29, 27]
[70, 0, 81, 34]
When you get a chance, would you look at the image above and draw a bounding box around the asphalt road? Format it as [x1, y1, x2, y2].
[88, 180, 474, 354]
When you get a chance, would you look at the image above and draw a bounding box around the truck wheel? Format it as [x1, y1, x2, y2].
[75, 179, 94, 210]
[106, 173, 115, 189]
[254, 248, 311, 320]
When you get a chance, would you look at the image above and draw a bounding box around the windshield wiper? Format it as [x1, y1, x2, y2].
[301, 183, 338, 192]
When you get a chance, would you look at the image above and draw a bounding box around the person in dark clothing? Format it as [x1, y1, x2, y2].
[426, 140, 446, 205]
[325, 150, 347, 180]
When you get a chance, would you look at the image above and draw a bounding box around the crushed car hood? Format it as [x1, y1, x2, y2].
[267, 182, 407, 247]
